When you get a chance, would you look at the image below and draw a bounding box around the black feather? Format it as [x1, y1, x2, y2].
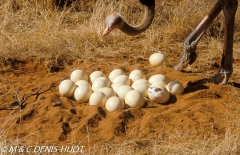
[139, 0, 155, 7]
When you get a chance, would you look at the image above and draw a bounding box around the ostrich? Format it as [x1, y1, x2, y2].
[103, 0, 238, 84]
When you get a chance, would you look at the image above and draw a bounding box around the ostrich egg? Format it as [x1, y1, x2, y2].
[108, 69, 125, 82]
[74, 85, 92, 103]
[129, 69, 146, 83]
[166, 80, 184, 95]
[132, 83, 149, 97]
[148, 74, 168, 85]
[131, 79, 150, 86]
[59, 79, 77, 97]
[148, 85, 170, 104]
[149, 52, 167, 66]
[125, 90, 145, 108]
[116, 85, 133, 100]
[89, 91, 107, 106]
[75, 80, 91, 89]
[97, 87, 116, 99]
[111, 82, 125, 92]
[105, 96, 125, 112]
[92, 79, 108, 91]
[70, 69, 88, 82]
[89, 71, 106, 84]
[96, 77, 111, 87]
[112, 75, 131, 85]
[151, 80, 167, 87]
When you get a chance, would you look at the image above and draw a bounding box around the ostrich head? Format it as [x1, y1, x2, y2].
[103, 13, 124, 36]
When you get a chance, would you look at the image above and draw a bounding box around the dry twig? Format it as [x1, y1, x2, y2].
[0, 83, 59, 110]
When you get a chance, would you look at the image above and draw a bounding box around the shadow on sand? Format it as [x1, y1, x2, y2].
[184, 77, 240, 94]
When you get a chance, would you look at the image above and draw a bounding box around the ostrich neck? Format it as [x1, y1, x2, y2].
[118, 5, 155, 36]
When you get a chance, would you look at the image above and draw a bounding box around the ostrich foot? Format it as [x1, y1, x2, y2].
[194, 71, 231, 85]
[209, 71, 231, 84]
[173, 52, 197, 71]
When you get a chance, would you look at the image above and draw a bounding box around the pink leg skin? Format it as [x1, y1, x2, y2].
[174, 0, 238, 84]
[173, 1, 222, 71]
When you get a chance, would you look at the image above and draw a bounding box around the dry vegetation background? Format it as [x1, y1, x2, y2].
[0, 0, 240, 154]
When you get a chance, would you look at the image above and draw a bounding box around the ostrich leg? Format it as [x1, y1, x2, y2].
[173, 1, 222, 71]
[174, 0, 238, 84]
[212, 0, 238, 84]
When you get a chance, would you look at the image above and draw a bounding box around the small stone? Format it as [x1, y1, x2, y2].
[52, 102, 61, 107]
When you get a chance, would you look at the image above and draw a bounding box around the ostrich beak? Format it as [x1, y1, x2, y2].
[103, 25, 117, 36]
[103, 13, 122, 36]
[103, 21, 121, 37]
[102, 24, 120, 36]
[102, 27, 111, 36]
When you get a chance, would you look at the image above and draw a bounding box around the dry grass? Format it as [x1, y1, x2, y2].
[90, 127, 240, 155]
[0, 0, 238, 69]
[0, 0, 240, 154]
[0, 0, 236, 62]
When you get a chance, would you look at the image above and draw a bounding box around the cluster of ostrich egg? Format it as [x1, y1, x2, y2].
[59, 66, 184, 112]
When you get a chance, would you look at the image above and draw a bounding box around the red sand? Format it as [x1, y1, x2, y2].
[0, 57, 240, 149]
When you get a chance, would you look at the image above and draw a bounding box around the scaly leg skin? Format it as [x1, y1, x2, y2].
[174, 0, 238, 84]
[210, 68, 232, 84]
[212, 0, 238, 84]
[174, 1, 222, 71]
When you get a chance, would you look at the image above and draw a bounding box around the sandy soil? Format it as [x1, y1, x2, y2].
[0, 47, 240, 152]
[0, 1, 240, 153]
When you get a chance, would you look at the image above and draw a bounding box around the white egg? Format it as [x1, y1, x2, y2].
[108, 69, 125, 82]
[70, 70, 88, 82]
[131, 83, 149, 97]
[105, 96, 125, 112]
[166, 80, 184, 95]
[89, 91, 107, 106]
[148, 85, 170, 104]
[59, 79, 77, 97]
[129, 69, 146, 83]
[148, 74, 168, 85]
[149, 52, 167, 66]
[96, 77, 111, 87]
[92, 79, 108, 91]
[131, 79, 150, 86]
[112, 75, 131, 85]
[111, 82, 125, 92]
[97, 87, 116, 99]
[116, 85, 133, 100]
[125, 90, 145, 108]
[75, 80, 91, 89]
[74, 85, 92, 103]
[152, 80, 167, 87]
[89, 71, 106, 84]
